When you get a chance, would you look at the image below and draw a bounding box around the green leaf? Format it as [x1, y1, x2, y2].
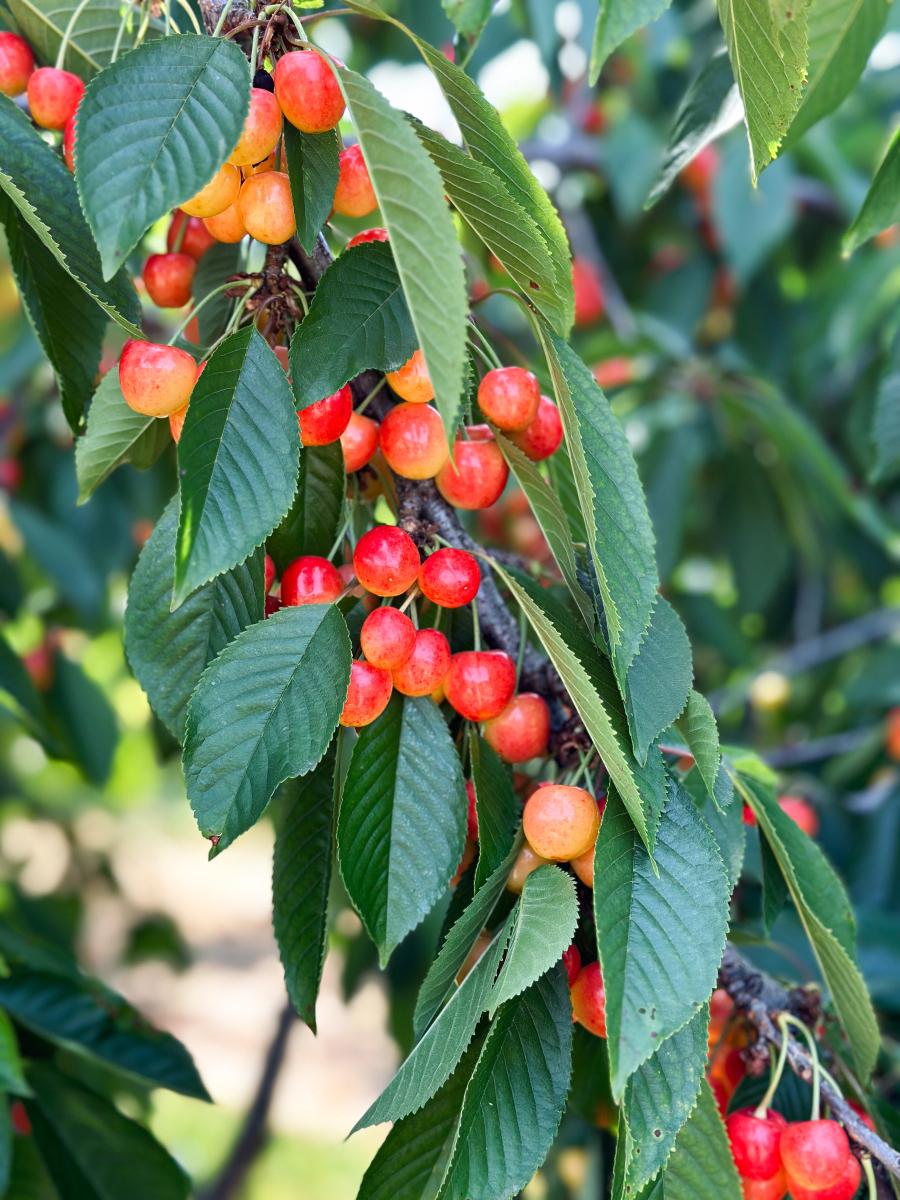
[339, 693, 467, 964]
[0, 634, 46, 734]
[717, 0, 810, 181]
[184, 604, 351, 854]
[442, 0, 492, 39]
[174, 325, 300, 607]
[844, 129, 900, 253]
[468, 731, 519, 891]
[537, 326, 658, 689]
[489, 866, 577, 1012]
[0, 1009, 30, 1097]
[624, 597, 692, 766]
[124, 498, 264, 743]
[646, 49, 743, 207]
[548, 440, 588, 545]
[568, 1024, 615, 1127]
[273, 743, 336, 1032]
[595, 777, 730, 1097]
[45, 651, 118, 784]
[75, 368, 171, 503]
[658, 1079, 742, 1200]
[288, 242, 418, 411]
[759, 829, 789, 935]
[25, 1062, 189, 1200]
[192, 240, 242, 347]
[267, 442, 345, 571]
[75, 34, 251, 279]
[590, 0, 674, 82]
[871, 328, 900, 483]
[0, 94, 140, 334]
[334, 65, 468, 441]
[12, 500, 103, 620]
[6, 0, 162, 78]
[674, 691, 722, 803]
[440, 964, 572, 1200]
[684, 769, 744, 892]
[283, 124, 340, 256]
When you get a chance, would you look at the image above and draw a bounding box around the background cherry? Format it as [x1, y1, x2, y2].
[570, 961, 606, 1037]
[340, 412, 379, 472]
[143, 253, 195, 309]
[562, 944, 581, 986]
[477, 367, 541, 432]
[0, 31, 33, 97]
[169, 211, 217, 260]
[333, 144, 377, 218]
[483, 692, 550, 763]
[348, 228, 389, 248]
[523, 784, 599, 861]
[509, 396, 564, 462]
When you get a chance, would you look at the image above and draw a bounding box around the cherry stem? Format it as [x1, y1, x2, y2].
[171, 215, 188, 254]
[250, 23, 260, 70]
[166, 280, 253, 347]
[467, 322, 503, 371]
[110, 4, 132, 64]
[754, 1024, 790, 1119]
[355, 377, 386, 416]
[471, 598, 481, 650]
[174, 0, 201, 34]
[862, 1154, 877, 1200]
[398, 588, 419, 615]
[56, 0, 93, 70]
[278, 3, 308, 41]
[780, 1012, 822, 1120]
[326, 512, 352, 562]
[213, 0, 237, 37]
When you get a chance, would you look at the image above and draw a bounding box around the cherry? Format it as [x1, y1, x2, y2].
[63, 113, 77, 171]
[740, 1173, 787, 1200]
[353, 526, 420, 597]
[142, 253, 195, 309]
[847, 1100, 875, 1132]
[348, 228, 388, 248]
[273, 47, 345, 134]
[181, 162, 241, 218]
[483, 693, 550, 763]
[779, 1121, 850, 1191]
[709, 1044, 746, 1098]
[264, 554, 276, 594]
[360, 606, 416, 670]
[418, 548, 480, 608]
[562, 943, 581, 986]
[169, 402, 188, 442]
[726, 1109, 787, 1181]
[281, 555, 344, 605]
[168, 211, 217, 261]
[340, 411, 379, 472]
[571, 842, 594, 887]
[239, 172, 295, 244]
[887, 706, 900, 760]
[708, 987, 735, 1044]
[435, 426, 509, 510]
[477, 367, 541, 432]
[265, 595, 283, 618]
[10, 1099, 31, 1137]
[456, 928, 492, 983]
[592, 356, 636, 390]
[339, 659, 393, 728]
[444, 649, 516, 722]
[523, 783, 599, 861]
[228, 87, 283, 167]
[680, 144, 719, 196]
[506, 842, 550, 894]
[570, 961, 606, 1038]
[788, 1155, 860, 1200]
[777, 795, 819, 838]
[508, 396, 563, 461]
[708, 1075, 729, 1120]
[333, 143, 377, 217]
[27, 66, 83, 130]
[379, 402, 449, 480]
[298, 384, 352, 447]
[465, 780, 478, 839]
[119, 340, 197, 417]
[391, 628, 451, 697]
[572, 257, 605, 327]
[0, 32, 33, 97]
[203, 201, 247, 244]
[386, 348, 433, 404]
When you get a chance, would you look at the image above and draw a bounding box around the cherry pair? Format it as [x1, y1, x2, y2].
[727, 1110, 858, 1200]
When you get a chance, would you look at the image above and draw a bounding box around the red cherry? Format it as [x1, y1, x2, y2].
[273, 47, 345, 134]
[142, 253, 195, 309]
[168, 211, 218, 261]
[848, 1100, 875, 1132]
[572, 258, 605, 328]
[386, 349, 433, 404]
[570, 961, 606, 1038]
[742, 804, 757, 827]
[709, 1044, 747, 1098]
[379, 402, 449, 479]
[340, 659, 393, 728]
[264, 555, 276, 594]
[508, 396, 563, 461]
[886, 705, 900, 760]
[778, 795, 819, 837]
[119, 340, 197, 417]
[465, 779, 478, 840]
[341, 411, 379, 472]
[709, 986, 735, 1041]
[360, 606, 416, 670]
[779, 1120, 851, 1191]
[265, 595, 283, 618]
[680, 144, 719, 195]
[523, 783, 599, 861]
[391, 628, 451, 697]
[418, 548, 480, 608]
[708, 1075, 729, 1119]
[229, 87, 283, 167]
[787, 1156, 860, 1200]
[298, 384, 353, 447]
[562, 943, 581, 987]
[435, 426, 509, 510]
[281, 555, 343, 605]
[63, 112, 77, 171]
[740, 1173, 787, 1200]
[9, 1099, 31, 1136]
[444, 650, 516, 722]
[592, 356, 636, 390]
[477, 367, 540, 432]
[169, 403, 188, 443]
[0, 32, 33, 97]
[726, 1109, 788, 1181]
[353, 526, 420, 597]
[483, 693, 550, 763]
[27, 66, 83, 130]
[333, 143, 377, 218]
[347, 228, 388, 248]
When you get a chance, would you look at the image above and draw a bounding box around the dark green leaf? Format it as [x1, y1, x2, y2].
[0, 1101, 9, 1196]
[267, 442, 345, 571]
[124, 498, 264, 743]
[0, 635, 45, 732]
[844, 126, 900, 253]
[568, 1024, 615, 1126]
[45, 651, 117, 785]
[174, 325, 300, 607]
[656, 1079, 742, 1200]
[6, 0, 162, 78]
[76, 34, 251, 279]
[184, 604, 351, 853]
[76, 368, 171, 503]
[871, 326, 900, 482]
[760, 829, 789, 935]
[6, 1130, 56, 1200]
[442, 0, 492, 38]
[0, 1009, 30, 1096]
[675, 691, 722, 804]
[625, 597, 692, 766]
[590, 0, 674, 81]
[469, 732, 519, 891]
[283, 124, 340, 256]
[489, 866, 577, 1012]
[12, 501, 104, 620]
[192, 239, 242, 347]
[684, 769, 744, 892]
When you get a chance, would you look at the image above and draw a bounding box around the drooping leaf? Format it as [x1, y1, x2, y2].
[871, 328, 900, 483]
[184, 605, 351, 854]
[440, 964, 572, 1200]
[0, 94, 140, 333]
[646, 49, 743, 207]
[339, 692, 467, 964]
[488, 866, 577, 1012]
[273, 742, 337, 1031]
[568, 1024, 615, 1127]
[469, 731, 519, 891]
[45, 651, 118, 785]
[76, 34, 251, 279]
[11, 500, 104, 621]
[595, 777, 730, 1097]
[0, 635, 46, 734]
[174, 325, 300, 607]
[590, 0, 674, 82]
[75, 368, 171, 503]
[283, 124, 340, 256]
[658, 1079, 743, 1200]
[759, 829, 789, 935]
[6, 0, 162, 79]
[288, 242, 418, 412]
[844, 128, 900, 253]
[267, 443, 345, 571]
[124, 498, 264, 742]
[0, 1009, 30, 1097]
[624, 597, 692, 765]
[442, 0, 493, 39]
[674, 691, 722, 803]
[683, 768, 744, 892]
[192, 239, 242, 347]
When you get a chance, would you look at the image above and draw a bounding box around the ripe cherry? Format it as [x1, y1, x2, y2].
[435, 425, 509, 510]
[709, 1044, 746, 1098]
[119, 340, 197, 417]
[456, 929, 492, 983]
[341, 411, 379, 472]
[353, 526, 420, 597]
[787, 1155, 860, 1200]
[740, 1173, 787, 1200]
[333, 143, 377, 217]
[444, 649, 516, 722]
[348, 228, 388, 248]
[508, 396, 563, 461]
[779, 1121, 850, 1191]
[572, 257, 605, 327]
[418, 548, 480, 608]
[726, 1109, 787, 1181]
[182, 162, 241, 218]
[523, 784, 599, 861]
[264, 554, 276, 594]
[143, 253, 195, 309]
[562, 943, 581, 986]
[298, 384, 352, 447]
[777, 796, 819, 838]
[168, 211, 217, 261]
[391, 628, 451, 697]
[273, 47, 344, 134]
[339, 659, 393, 727]
[592, 356, 636, 390]
[203, 201, 247, 244]
[571, 843, 594, 887]
[0, 32, 33, 97]
[281, 555, 343, 606]
[506, 842, 550, 894]
[169, 403, 188, 443]
[27, 66, 83, 130]
[386, 348, 433, 404]
[708, 1075, 729, 1120]
[708, 987, 735, 1044]
[886, 706, 900, 760]
[228, 87, 283, 167]
[379, 403, 449, 480]
[483, 693, 550, 763]
[570, 961, 606, 1038]
[239, 172, 295, 244]
[360, 606, 416, 670]
[478, 367, 541, 432]
[265, 595, 283, 618]
[63, 112, 77, 171]
[465, 779, 478, 839]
